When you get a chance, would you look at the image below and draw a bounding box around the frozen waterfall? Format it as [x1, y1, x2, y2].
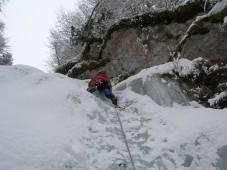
[116, 73, 189, 107]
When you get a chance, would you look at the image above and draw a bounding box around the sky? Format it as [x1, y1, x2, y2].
[2, 0, 77, 72]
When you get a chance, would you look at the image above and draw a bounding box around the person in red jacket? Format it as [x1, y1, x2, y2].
[87, 70, 118, 106]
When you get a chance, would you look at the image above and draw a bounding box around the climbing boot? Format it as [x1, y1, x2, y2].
[111, 96, 118, 106]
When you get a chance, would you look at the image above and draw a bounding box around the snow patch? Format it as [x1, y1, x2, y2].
[224, 16, 227, 25]
[1, 64, 227, 170]
[208, 91, 227, 106]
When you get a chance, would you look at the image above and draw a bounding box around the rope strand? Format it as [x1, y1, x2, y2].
[114, 107, 136, 170]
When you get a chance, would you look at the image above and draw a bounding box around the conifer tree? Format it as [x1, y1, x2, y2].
[0, 0, 13, 66]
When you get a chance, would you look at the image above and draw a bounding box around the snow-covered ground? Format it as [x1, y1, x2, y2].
[0, 63, 227, 170]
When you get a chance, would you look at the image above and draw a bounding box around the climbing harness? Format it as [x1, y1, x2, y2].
[114, 107, 136, 170]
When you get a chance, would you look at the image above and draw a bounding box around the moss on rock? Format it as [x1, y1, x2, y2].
[202, 7, 227, 23]
[188, 22, 210, 35]
[67, 58, 110, 78]
[174, 0, 205, 23]
[113, 71, 136, 84]
[55, 60, 80, 75]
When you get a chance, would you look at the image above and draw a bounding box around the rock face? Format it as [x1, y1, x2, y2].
[56, 1, 204, 78]
[56, 2, 227, 81]
[64, 21, 194, 79]
[100, 23, 190, 78]
[181, 23, 227, 61]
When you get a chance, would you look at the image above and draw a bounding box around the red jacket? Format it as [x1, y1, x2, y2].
[88, 73, 111, 87]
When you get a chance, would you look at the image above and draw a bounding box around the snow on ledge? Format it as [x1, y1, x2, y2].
[208, 91, 227, 106]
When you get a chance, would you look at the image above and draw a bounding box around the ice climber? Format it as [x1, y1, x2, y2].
[87, 70, 118, 106]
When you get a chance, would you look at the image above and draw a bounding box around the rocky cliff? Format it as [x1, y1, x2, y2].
[56, 1, 226, 79]
[55, 1, 227, 108]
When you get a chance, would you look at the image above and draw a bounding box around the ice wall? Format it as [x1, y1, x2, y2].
[116, 73, 188, 107]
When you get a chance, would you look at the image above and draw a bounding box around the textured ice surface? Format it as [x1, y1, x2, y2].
[116, 73, 188, 106]
[1, 65, 227, 170]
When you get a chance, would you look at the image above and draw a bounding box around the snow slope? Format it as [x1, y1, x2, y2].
[0, 64, 227, 170]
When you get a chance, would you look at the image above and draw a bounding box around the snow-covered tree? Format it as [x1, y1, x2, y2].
[47, 10, 82, 70]
[0, 0, 13, 66]
[0, 0, 7, 12]
[0, 22, 7, 54]
[0, 52, 13, 65]
[47, 0, 100, 70]
[83, 0, 220, 39]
